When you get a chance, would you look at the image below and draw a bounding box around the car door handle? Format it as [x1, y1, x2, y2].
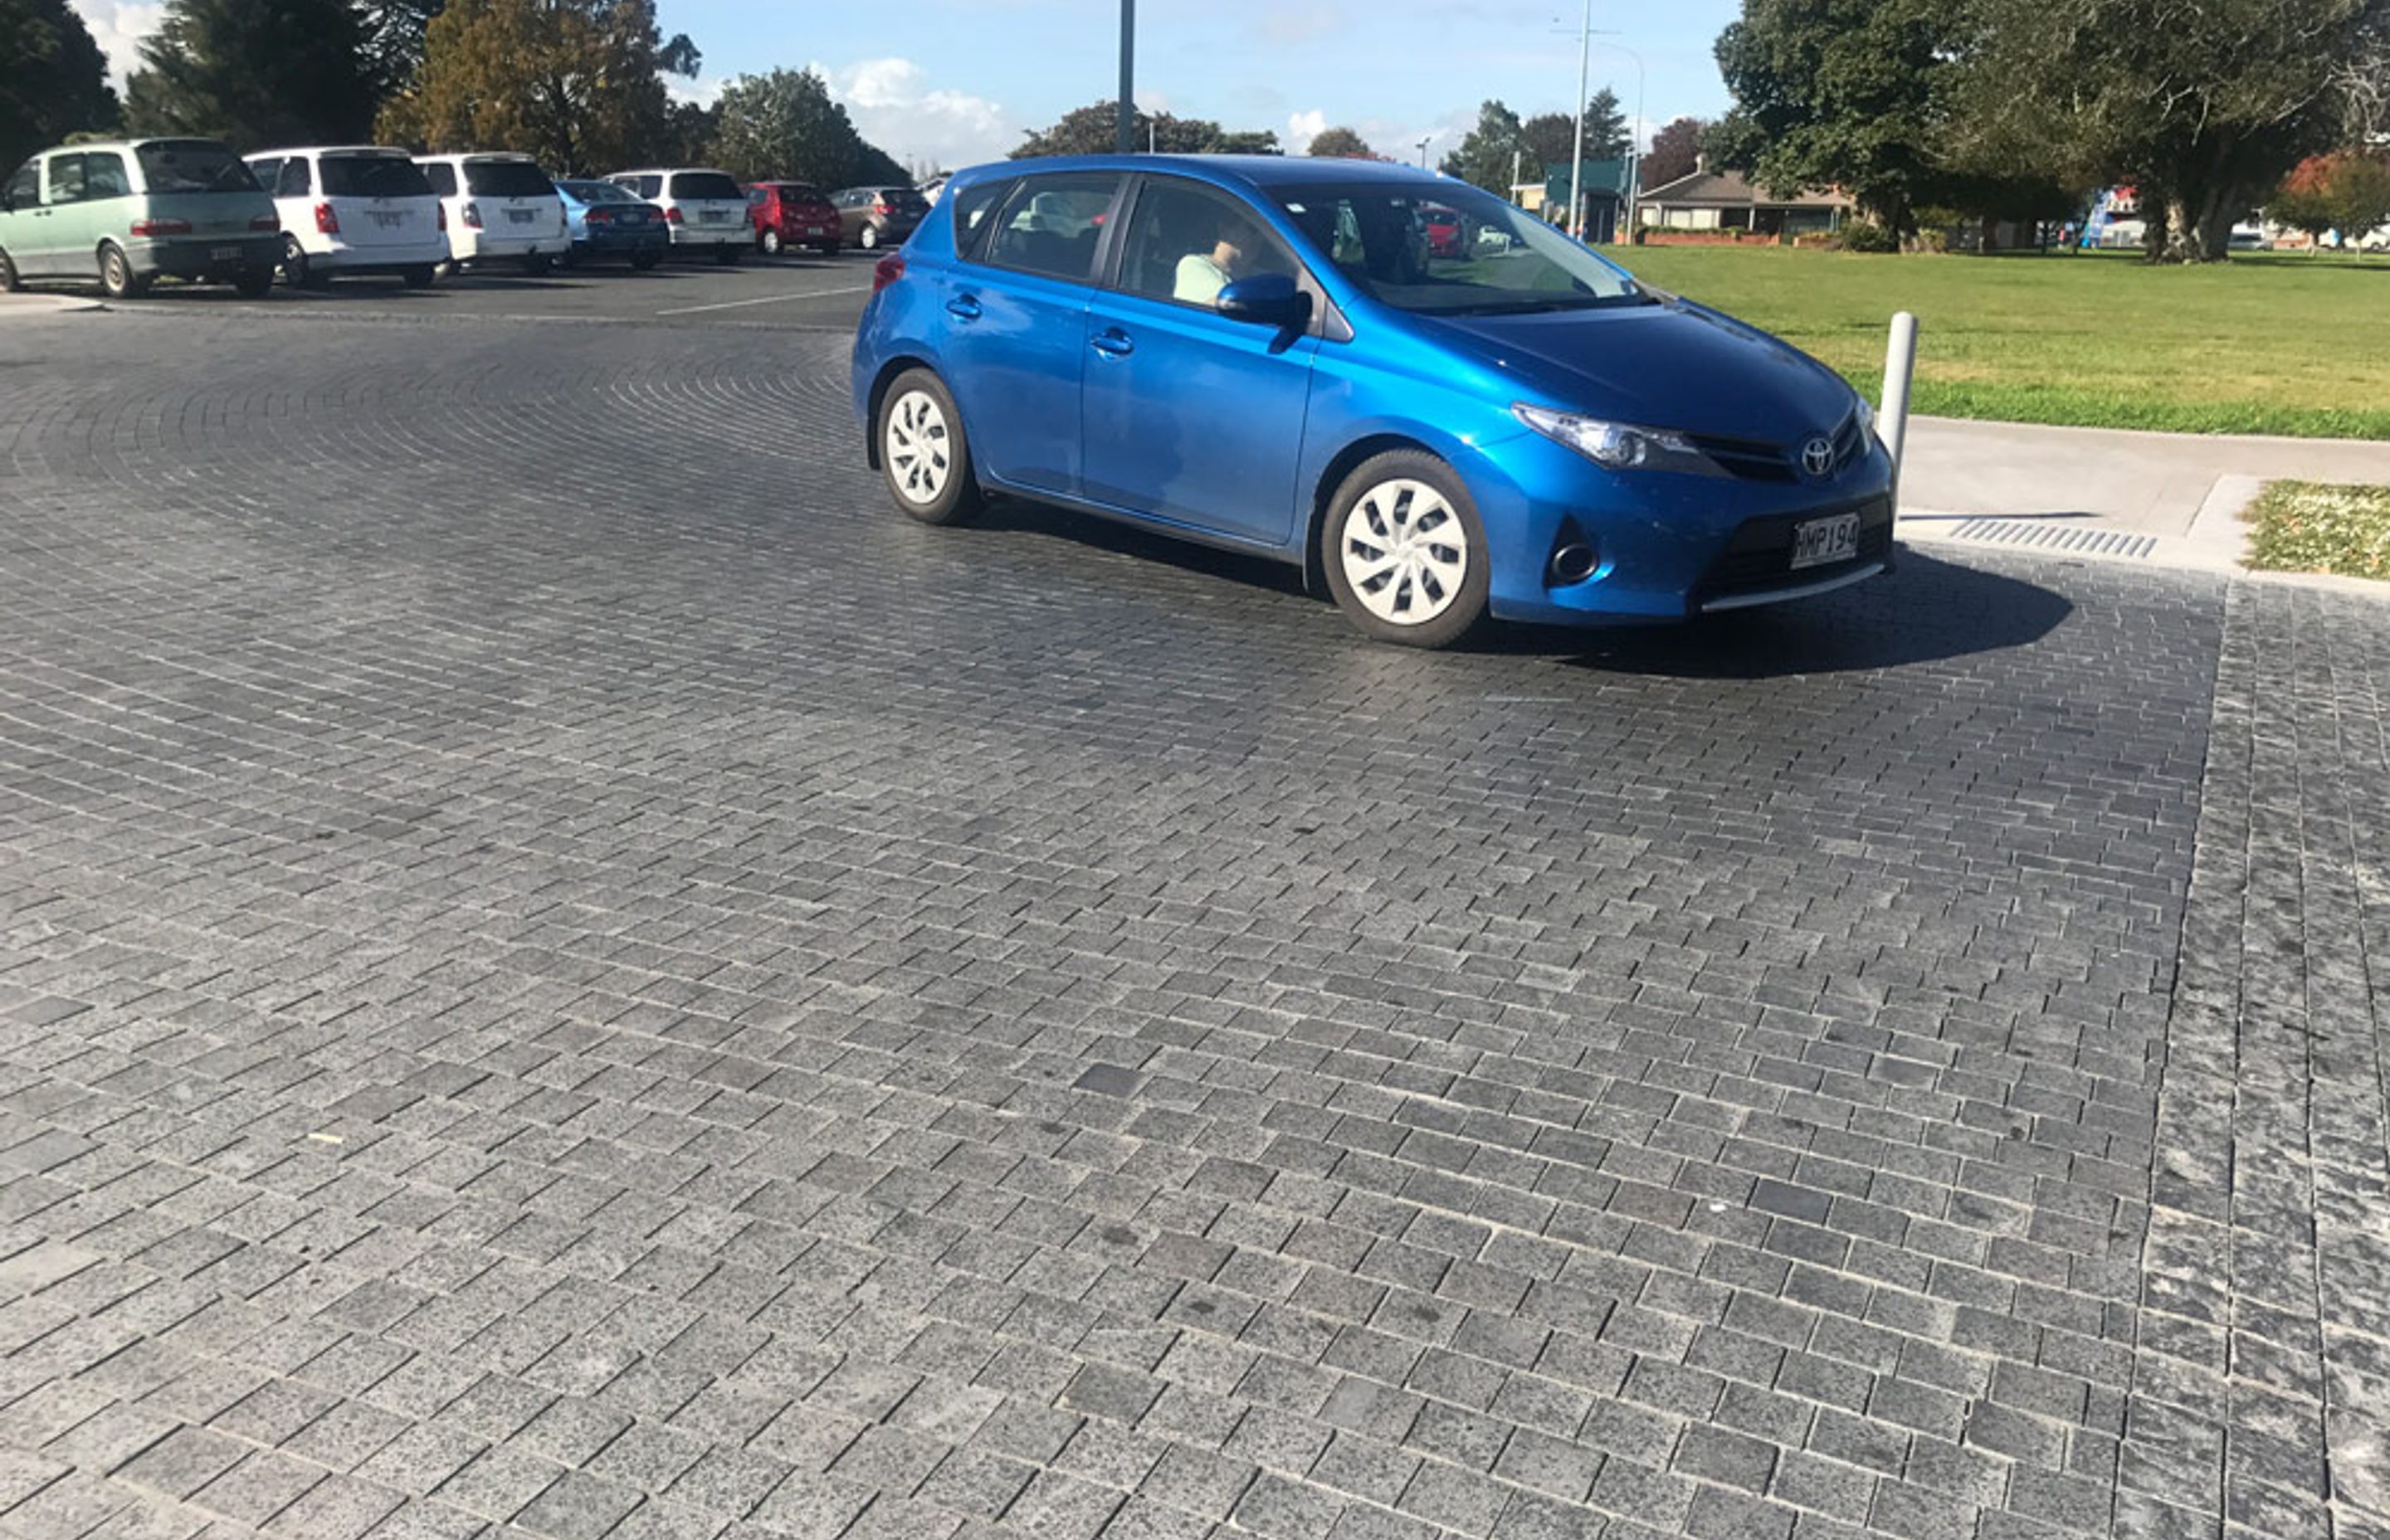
[945, 296, 981, 320]
[1090, 329, 1134, 358]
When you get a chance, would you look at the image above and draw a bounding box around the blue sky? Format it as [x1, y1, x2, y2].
[70, 0, 1744, 173]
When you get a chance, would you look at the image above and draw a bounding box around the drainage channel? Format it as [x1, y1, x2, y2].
[1933, 518, 2159, 560]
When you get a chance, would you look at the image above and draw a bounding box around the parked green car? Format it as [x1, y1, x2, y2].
[0, 138, 280, 299]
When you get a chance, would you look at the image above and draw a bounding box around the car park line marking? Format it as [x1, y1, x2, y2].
[656, 285, 874, 316]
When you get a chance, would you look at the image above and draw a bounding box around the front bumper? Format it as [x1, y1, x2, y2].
[1464, 427, 1899, 625]
[130, 234, 280, 279]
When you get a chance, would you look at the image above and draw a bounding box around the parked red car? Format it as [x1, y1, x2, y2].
[747, 182, 841, 256]
[1422, 205, 1465, 259]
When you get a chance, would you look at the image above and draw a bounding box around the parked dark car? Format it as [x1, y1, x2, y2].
[832, 185, 929, 250]
[553, 179, 668, 268]
[748, 182, 841, 256]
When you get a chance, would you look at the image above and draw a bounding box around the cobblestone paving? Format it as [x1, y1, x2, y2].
[0, 310, 2381, 1540]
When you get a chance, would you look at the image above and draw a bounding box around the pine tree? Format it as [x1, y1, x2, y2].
[124, 0, 378, 149]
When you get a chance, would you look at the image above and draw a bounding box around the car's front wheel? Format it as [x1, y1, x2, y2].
[877, 369, 981, 525]
[1319, 451, 1490, 649]
[0, 246, 19, 293]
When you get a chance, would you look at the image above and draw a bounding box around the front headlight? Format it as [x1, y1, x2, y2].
[1853, 393, 1876, 443]
[1511, 403, 1724, 476]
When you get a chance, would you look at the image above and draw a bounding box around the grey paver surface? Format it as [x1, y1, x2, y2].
[0, 307, 2384, 1540]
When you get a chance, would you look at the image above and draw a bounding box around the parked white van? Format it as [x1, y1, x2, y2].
[246, 146, 446, 288]
[606, 168, 748, 264]
[417, 153, 568, 275]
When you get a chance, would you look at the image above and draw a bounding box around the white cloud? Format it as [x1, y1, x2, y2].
[668, 76, 729, 110]
[817, 57, 1014, 174]
[1287, 110, 1328, 150]
[68, 0, 163, 85]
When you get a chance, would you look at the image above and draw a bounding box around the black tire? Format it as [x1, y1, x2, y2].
[0, 247, 18, 293]
[402, 265, 436, 289]
[520, 253, 552, 276]
[281, 236, 322, 289]
[760, 228, 783, 256]
[232, 266, 274, 299]
[714, 244, 741, 266]
[859, 224, 880, 251]
[876, 368, 981, 526]
[98, 244, 149, 300]
[1317, 450, 1491, 649]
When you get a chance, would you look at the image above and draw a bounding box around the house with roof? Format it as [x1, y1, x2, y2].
[1636, 166, 1854, 238]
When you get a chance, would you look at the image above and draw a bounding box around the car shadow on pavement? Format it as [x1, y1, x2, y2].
[1543, 547, 2075, 678]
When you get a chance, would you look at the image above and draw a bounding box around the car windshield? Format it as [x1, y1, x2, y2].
[136, 141, 256, 194]
[558, 180, 637, 204]
[1273, 183, 1650, 315]
[670, 172, 742, 200]
[465, 159, 554, 197]
[320, 154, 432, 198]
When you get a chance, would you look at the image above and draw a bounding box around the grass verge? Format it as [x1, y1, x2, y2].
[2243, 481, 2390, 578]
[1615, 246, 2390, 440]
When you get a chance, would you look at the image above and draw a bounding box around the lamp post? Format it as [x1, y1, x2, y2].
[1417, 135, 1433, 168]
[1117, 0, 1135, 153]
[1566, 0, 1591, 238]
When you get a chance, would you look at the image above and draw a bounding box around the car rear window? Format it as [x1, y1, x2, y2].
[780, 183, 829, 204]
[136, 140, 256, 194]
[560, 179, 638, 204]
[466, 160, 555, 197]
[320, 154, 432, 198]
[670, 172, 742, 201]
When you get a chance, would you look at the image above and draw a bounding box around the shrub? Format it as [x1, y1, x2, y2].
[1834, 220, 1900, 252]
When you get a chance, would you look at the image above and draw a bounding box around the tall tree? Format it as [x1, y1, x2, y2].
[1640, 115, 1710, 188]
[1012, 101, 1272, 158]
[1519, 88, 1629, 168]
[2271, 150, 2390, 248]
[1438, 99, 1524, 193]
[358, 0, 442, 96]
[1, 0, 118, 171]
[1710, 0, 1949, 231]
[1949, 0, 2373, 261]
[375, 0, 700, 173]
[710, 69, 856, 183]
[1305, 125, 1375, 158]
[124, 0, 378, 148]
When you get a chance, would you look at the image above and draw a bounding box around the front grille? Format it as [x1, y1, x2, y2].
[1690, 407, 1871, 484]
[1691, 496, 1895, 603]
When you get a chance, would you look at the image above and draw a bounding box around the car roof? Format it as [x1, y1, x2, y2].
[246, 145, 414, 158]
[949, 154, 1446, 196]
[417, 152, 539, 163]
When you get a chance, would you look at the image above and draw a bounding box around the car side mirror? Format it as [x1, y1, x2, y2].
[1216, 272, 1309, 329]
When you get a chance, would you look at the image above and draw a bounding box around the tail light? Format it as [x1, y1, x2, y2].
[437, 205, 447, 231]
[871, 252, 905, 292]
[666, 206, 684, 224]
[586, 207, 612, 224]
[129, 217, 193, 236]
[250, 213, 280, 232]
[874, 202, 893, 216]
[461, 202, 483, 230]
[314, 202, 339, 235]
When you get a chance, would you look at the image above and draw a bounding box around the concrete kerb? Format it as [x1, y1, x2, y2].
[0, 292, 106, 319]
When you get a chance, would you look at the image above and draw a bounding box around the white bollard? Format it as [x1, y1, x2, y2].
[1880, 310, 1918, 504]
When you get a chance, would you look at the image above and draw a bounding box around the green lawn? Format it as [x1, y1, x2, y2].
[2244, 481, 2390, 578]
[1613, 246, 2390, 439]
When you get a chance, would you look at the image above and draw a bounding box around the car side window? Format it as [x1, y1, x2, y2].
[951, 178, 1012, 259]
[5, 160, 40, 209]
[978, 174, 1119, 284]
[422, 163, 457, 197]
[1118, 178, 1299, 307]
[748, 188, 766, 207]
[46, 155, 87, 204]
[83, 153, 130, 200]
[276, 159, 311, 198]
[247, 158, 280, 192]
[634, 175, 661, 198]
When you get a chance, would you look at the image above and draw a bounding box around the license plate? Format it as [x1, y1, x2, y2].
[1790, 513, 1861, 570]
[211, 246, 240, 261]
[700, 210, 727, 223]
[371, 211, 405, 228]
[507, 207, 536, 224]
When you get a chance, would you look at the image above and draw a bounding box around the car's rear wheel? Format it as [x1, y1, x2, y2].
[0, 247, 19, 293]
[232, 266, 273, 299]
[859, 224, 880, 251]
[1319, 451, 1490, 649]
[281, 236, 324, 289]
[877, 369, 981, 526]
[760, 228, 782, 256]
[98, 244, 149, 300]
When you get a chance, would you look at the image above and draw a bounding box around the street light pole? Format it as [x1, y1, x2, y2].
[1417, 135, 1432, 168]
[1116, 0, 1135, 154]
[1567, 0, 1591, 239]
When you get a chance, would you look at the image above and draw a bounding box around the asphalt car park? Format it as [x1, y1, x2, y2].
[0, 298, 2386, 1540]
[105, 245, 880, 328]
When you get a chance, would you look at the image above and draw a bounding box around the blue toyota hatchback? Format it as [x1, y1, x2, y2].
[851, 155, 1894, 647]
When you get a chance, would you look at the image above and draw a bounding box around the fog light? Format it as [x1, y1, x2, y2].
[1550, 543, 1599, 584]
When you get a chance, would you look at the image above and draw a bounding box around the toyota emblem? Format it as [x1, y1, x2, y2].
[1800, 436, 1836, 479]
